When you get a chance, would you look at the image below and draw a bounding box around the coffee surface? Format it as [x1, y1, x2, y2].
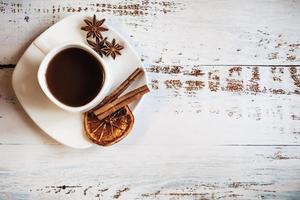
[46, 47, 104, 107]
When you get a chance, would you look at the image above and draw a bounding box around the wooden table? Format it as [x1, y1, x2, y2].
[1, 0, 300, 199]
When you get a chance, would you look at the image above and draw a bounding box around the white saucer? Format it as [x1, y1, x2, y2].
[12, 14, 147, 149]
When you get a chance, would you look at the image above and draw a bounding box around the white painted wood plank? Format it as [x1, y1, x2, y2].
[1, 1, 300, 199]
[0, 145, 299, 199]
[0, 0, 300, 65]
[1, 66, 299, 145]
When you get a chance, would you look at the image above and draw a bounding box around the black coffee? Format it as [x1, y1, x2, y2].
[46, 47, 104, 107]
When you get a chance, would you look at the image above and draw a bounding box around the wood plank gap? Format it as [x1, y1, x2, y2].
[222, 144, 300, 147]
[1, 64, 300, 69]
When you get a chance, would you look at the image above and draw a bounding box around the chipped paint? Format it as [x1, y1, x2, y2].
[183, 68, 205, 77]
[113, 187, 129, 199]
[247, 67, 260, 93]
[41, 185, 81, 194]
[229, 67, 242, 76]
[225, 79, 244, 92]
[146, 65, 206, 77]
[1, 1, 300, 199]
[265, 151, 300, 160]
[184, 80, 205, 91]
[147, 65, 182, 75]
[271, 89, 286, 95]
[0, 1, 181, 16]
[1, 65, 299, 114]
[164, 79, 182, 90]
[208, 70, 220, 92]
[226, 67, 244, 92]
[140, 181, 277, 199]
[150, 79, 158, 90]
[34, 185, 110, 198]
[290, 67, 300, 94]
[271, 67, 284, 82]
[291, 115, 300, 120]
[146, 65, 300, 96]
[240, 29, 300, 62]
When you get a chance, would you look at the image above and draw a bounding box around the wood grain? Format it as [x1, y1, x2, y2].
[0, 145, 299, 199]
[1, 0, 300, 199]
[1, 66, 299, 145]
[0, 0, 300, 65]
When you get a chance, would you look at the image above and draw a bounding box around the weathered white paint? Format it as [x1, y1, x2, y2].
[0, 145, 300, 199]
[0, 0, 300, 65]
[1, 66, 300, 145]
[1, 65, 300, 198]
[0, 0, 300, 199]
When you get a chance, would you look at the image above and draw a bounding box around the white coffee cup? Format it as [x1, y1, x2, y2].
[37, 43, 110, 113]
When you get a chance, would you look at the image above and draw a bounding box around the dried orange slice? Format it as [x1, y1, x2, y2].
[84, 106, 134, 146]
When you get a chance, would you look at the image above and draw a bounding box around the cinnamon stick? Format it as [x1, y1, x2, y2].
[94, 85, 149, 120]
[89, 68, 144, 113]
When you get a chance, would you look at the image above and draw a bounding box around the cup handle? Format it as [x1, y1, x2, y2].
[33, 35, 58, 55]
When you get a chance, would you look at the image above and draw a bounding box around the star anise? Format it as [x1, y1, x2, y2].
[103, 39, 124, 59]
[87, 37, 108, 57]
[81, 15, 108, 39]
